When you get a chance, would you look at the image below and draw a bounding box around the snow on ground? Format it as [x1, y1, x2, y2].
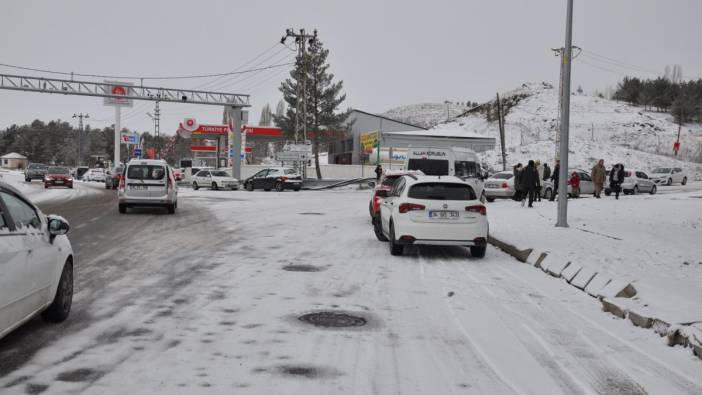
[1, 188, 701, 394]
[488, 183, 702, 326]
[428, 82, 702, 179]
[0, 169, 101, 204]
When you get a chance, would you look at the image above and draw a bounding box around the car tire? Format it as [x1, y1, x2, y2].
[633, 185, 639, 195]
[118, 204, 126, 214]
[470, 246, 487, 258]
[389, 222, 403, 256]
[682, 177, 687, 186]
[264, 188, 271, 192]
[44, 184, 49, 189]
[192, 182, 199, 190]
[543, 188, 552, 200]
[650, 185, 657, 195]
[294, 188, 300, 192]
[41, 260, 73, 323]
[667, 178, 673, 186]
[167, 204, 175, 214]
[69, 185, 73, 189]
[369, 201, 374, 217]
[373, 216, 388, 242]
[245, 182, 254, 191]
[275, 182, 284, 192]
[212, 182, 218, 191]
[486, 196, 495, 203]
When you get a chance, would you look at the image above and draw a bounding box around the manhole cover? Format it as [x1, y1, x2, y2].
[282, 265, 325, 272]
[298, 212, 325, 215]
[298, 311, 367, 328]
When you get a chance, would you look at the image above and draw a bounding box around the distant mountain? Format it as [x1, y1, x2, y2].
[382, 103, 470, 129]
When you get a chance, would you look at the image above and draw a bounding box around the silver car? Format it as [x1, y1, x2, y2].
[622, 169, 657, 195]
[118, 159, 178, 214]
[484, 171, 515, 202]
[649, 167, 688, 186]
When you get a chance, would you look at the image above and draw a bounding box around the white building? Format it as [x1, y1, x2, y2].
[1, 152, 29, 170]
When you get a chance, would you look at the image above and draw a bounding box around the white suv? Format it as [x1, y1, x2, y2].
[1, 181, 73, 340]
[374, 175, 488, 257]
[649, 167, 688, 186]
[118, 159, 178, 214]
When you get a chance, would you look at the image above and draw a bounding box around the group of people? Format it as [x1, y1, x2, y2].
[512, 158, 628, 207]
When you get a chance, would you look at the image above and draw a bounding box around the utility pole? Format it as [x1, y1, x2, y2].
[551, 44, 581, 162]
[73, 113, 89, 166]
[281, 28, 318, 143]
[147, 101, 161, 159]
[496, 93, 507, 171]
[556, 0, 574, 228]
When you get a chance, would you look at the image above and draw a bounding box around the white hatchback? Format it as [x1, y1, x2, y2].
[1, 182, 73, 340]
[192, 169, 239, 190]
[374, 175, 488, 257]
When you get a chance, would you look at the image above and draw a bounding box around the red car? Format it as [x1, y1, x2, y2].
[44, 166, 74, 189]
[368, 170, 419, 219]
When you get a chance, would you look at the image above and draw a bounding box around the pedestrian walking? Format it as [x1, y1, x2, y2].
[569, 171, 581, 198]
[591, 159, 606, 198]
[609, 163, 625, 200]
[549, 160, 560, 201]
[513, 163, 523, 202]
[374, 164, 383, 181]
[521, 160, 540, 207]
[535, 160, 544, 202]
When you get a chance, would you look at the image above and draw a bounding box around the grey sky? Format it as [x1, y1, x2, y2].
[1, 0, 700, 135]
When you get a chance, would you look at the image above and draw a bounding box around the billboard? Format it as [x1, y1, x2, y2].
[360, 131, 379, 154]
[103, 81, 134, 107]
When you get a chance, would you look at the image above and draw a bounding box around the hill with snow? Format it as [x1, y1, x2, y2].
[382, 103, 470, 128]
[428, 82, 702, 178]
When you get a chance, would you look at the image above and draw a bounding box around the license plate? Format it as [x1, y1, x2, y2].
[429, 210, 459, 219]
[55, 181, 63, 184]
[129, 185, 147, 190]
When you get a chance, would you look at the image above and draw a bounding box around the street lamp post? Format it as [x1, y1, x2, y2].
[556, 0, 574, 228]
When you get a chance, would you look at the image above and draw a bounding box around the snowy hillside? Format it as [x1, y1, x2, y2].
[431, 82, 702, 178]
[383, 103, 469, 128]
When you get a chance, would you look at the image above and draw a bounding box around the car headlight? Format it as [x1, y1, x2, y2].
[45, 177, 53, 181]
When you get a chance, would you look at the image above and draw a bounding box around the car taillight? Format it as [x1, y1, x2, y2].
[279, 176, 288, 182]
[399, 203, 425, 213]
[466, 205, 487, 216]
[118, 175, 125, 190]
[501, 182, 508, 188]
[167, 176, 173, 191]
[625, 171, 632, 177]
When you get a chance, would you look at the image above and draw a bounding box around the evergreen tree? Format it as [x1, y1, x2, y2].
[273, 37, 350, 179]
[259, 103, 273, 126]
[275, 99, 285, 118]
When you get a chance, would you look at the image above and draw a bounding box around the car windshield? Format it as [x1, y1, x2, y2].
[127, 165, 165, 180]
[408, 182, 477, 200]
[211, 171, 228, 177]
[283, 168, 297, 175]
[29, 164, 47, 169]
[455, 161, 480, 178]
[407, 159, 449, 176]
[652, 167, 671, 173]
[491, 173, 513, 180]
[48, 167, 69, 174]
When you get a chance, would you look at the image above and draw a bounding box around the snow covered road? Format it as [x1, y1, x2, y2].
[0, 188, 700, 394]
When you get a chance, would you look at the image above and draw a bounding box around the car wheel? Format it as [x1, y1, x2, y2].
[275, 182, 284, 192]
[543, 188, 552, 200]
[480, 191, 486, 203]
[69, 185, 73, 189]
[373, 216, 388, 242]
[369, 201, 374, 218]
[294, 188, 300, 192]
[212, 182, 218, 191]
[264, 188, 271, 191]
[667, 178, 672, 186]
[118, 204, 126, 214]
[389, 222, 403, 256]
[470, 245, 487, 258]
[192, 182, 199, 190]
[633, 185, 639, 195]
[682, 177, 687, 186]
[41, 260, 73, 323]
[486, 196, 495, 203]
[44, 184, 49, 189]
[245, 182, 254, 191]
[167, 204, 175, 214]
[650, 185, 657, 195]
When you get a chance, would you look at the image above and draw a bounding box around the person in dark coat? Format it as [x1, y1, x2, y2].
[513, 163, 523, 201]
[374, 164, 383, 181]
[549, 160, 560, 201]
[609, 163, 625, 199]
[542, 163, 551, 182]
[521, 160, 540, 207]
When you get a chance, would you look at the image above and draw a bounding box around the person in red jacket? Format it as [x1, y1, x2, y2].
[569, 171, 581, 198]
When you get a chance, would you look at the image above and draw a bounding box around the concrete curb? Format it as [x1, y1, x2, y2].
[488, 234, 702, 361]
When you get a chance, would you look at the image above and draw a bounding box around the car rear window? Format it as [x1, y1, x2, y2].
[127, 165, 165, 180]
[381, 175, 400, 186]
[408, 183, 476, 201]
[492, 173, 513, 180]
[407, 159, 449, 176]
[211, 171, 228, 177]
[283, 168, 297, 175]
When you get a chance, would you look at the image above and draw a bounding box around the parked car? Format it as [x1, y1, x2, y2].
[44, 166, 74, 189]
[483, 171, 516, 202]
[83, 168, 106, 182]
[243, 167, 302, 192]
[649, 167, 687, 186]
[368, 170, 420, 218]
[192, 169, 239, 190]
[373, 175, 488, 258]
[24, 163, 48, 182]
[604, 169, 657, 195]
[105, 166, 124, 189]
[0, 181, 74, 340]
[118, 159, 178, 214]
[541, 169, 594, 198]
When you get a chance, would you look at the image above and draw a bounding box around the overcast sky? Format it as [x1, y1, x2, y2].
[1, 0, 700, 135]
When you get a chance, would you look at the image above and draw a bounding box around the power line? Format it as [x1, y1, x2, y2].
[581, 50, 660, 75]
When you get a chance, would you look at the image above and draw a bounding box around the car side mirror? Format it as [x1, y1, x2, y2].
[47, 215, 69, 243]
[376, 189, 388, 198]
[367, 181, 376, 188]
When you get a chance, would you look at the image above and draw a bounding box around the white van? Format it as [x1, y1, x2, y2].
[118, 159, 178, 214]
[403, 147, 486, 201]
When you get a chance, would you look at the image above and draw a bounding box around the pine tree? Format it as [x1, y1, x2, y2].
[273, 38, 350, 179]
[259, 103, 272, 126]
[275, 100, 285, 118]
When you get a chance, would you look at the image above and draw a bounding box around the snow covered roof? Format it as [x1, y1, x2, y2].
[387, 128, 486, 139]
[1, 152, 27, 159]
